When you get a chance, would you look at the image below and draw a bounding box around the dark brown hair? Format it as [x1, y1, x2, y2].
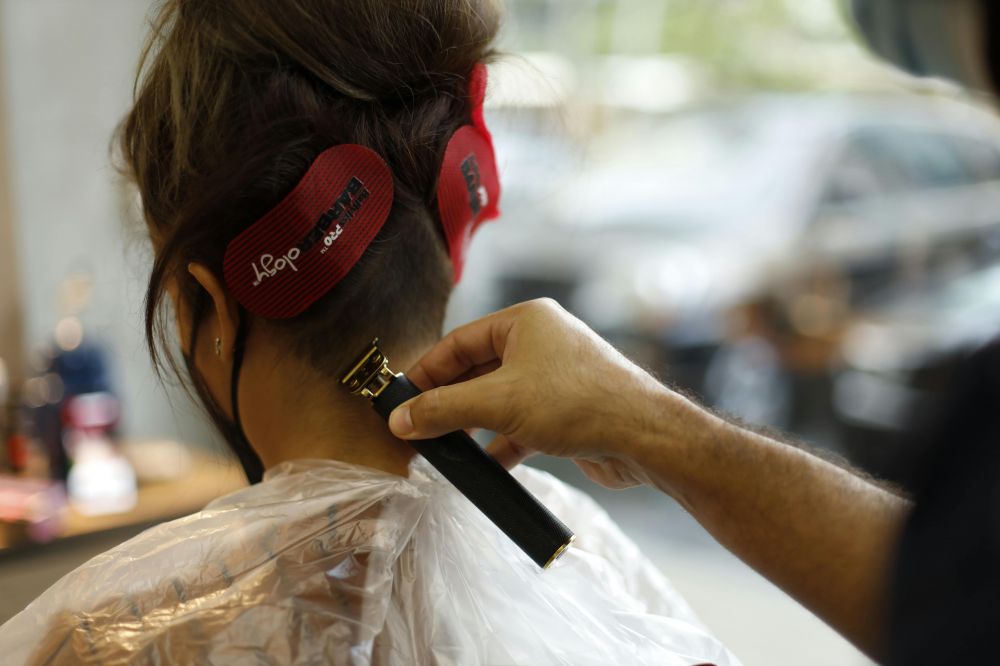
[119, 0, 501, 473]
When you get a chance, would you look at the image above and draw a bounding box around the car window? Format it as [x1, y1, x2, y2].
[947, 135, 1000, 183]
[855, 127, 972, 190]
[819, 136, 892, 206]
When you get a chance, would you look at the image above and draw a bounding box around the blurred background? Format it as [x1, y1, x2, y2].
[2, 1, 999, 664]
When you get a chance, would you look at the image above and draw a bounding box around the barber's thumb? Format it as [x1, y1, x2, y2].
[389, 380, 495, 439]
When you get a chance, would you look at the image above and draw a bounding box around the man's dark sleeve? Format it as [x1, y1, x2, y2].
[888, 338, 1000, 665]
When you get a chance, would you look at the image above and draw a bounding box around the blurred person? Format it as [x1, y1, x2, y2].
[384, 2, 1000, 665]
[0, 1, 741, 665]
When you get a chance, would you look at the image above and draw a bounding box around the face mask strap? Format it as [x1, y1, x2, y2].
[229, 310, 264, 484]
[184, 291, 264, 484]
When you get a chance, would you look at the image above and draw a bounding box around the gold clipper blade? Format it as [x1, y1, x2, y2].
[341, 338, 400, 401]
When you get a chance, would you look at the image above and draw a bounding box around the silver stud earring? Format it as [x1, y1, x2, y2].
[214, 337, 223, 358]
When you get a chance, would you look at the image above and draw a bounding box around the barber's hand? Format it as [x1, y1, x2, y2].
[389, 299, 687, 489]
[395, 302, 911, 663]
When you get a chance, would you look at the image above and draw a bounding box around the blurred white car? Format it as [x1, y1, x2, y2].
[474, 94, 1000, 424]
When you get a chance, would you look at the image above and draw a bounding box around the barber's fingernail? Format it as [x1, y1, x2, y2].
[389, 406, 414, 437]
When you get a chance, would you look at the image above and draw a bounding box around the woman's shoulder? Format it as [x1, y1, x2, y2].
[0, 460, 427, 664]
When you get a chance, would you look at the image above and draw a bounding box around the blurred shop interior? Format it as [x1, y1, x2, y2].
[2, 1, 1000, 664]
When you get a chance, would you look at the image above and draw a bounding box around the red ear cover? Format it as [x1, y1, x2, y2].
[468, 63, 490, 137]
[437, 65, 502, 282]
[223, 145, 394, 320]
[437, 126, 501, 282]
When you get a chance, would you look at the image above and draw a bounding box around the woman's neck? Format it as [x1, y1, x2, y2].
[260, 404, 417, 476]
[238, 343, 423, 477]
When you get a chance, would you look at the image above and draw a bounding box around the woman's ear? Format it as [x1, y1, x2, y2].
[187, 262, 240, 359]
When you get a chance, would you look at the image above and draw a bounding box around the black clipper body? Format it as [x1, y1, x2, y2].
[342, 340, 575, 569]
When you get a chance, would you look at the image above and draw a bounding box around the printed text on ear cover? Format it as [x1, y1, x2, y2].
[251, 177, 371, 287]
[461, 154, 489, 215]
[223, 144, 394, 320]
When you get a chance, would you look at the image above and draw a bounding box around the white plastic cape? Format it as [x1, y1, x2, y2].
[0, 459, 741, 665]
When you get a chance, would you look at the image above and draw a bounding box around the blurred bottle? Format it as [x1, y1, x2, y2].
[0, 358, 67, 547]
[0, 475, 67, 548]
[63, 392, 136, 516]
[7, 408, 49, 479]
[25, 272, 122, 483]
[6, 433, 28, 474]
[33, 332, 117, 481]
[0, 356, 8, 471]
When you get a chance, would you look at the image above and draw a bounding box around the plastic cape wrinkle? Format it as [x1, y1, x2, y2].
[0, 459, 740, 666]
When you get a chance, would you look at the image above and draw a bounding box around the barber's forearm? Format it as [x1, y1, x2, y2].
[394, 300, 910, 657]
[627, 389, 911, 661]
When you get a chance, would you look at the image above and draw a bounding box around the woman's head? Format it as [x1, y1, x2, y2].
[120, 0, 502, 475]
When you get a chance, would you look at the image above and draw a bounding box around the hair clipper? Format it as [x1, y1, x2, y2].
[342, 339, 575, 569]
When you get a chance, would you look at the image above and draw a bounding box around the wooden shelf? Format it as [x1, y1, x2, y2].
[62, 457, 246, 537]
[1, 455, 247, 555]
